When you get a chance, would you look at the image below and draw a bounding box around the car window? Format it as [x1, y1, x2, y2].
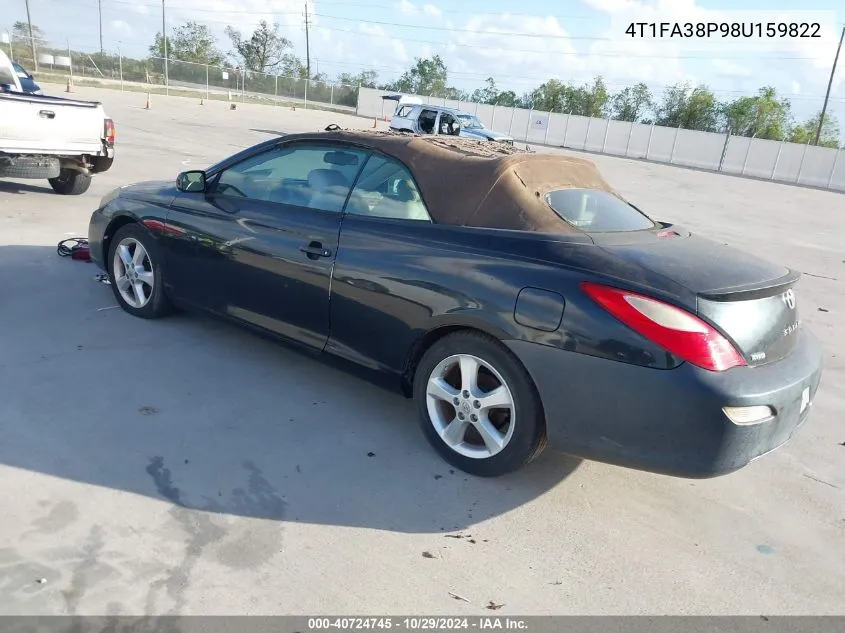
[212, 145, 367, 213]
[344, 154, 431, 222]
[396, 105, 413, 117]
[418, 109, 437, 134]
[545, 189, 656, 232]
[438, 112, 460, 135]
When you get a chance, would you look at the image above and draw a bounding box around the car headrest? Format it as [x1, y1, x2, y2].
[308, 169, 348, 190]
[395, 180, 415, 202]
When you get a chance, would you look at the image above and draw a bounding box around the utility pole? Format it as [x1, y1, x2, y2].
[24, 0, 38, 71]
[816, 25, 844, 146]
[304, 1, 311, 79]
[162, 0, 169, 93]
[98, 0, 103, 54]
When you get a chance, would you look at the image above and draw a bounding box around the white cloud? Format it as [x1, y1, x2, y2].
[396, 0, 418, 15]
[711, 59, 752, 79]
[423, 4, 442, 18]
[359, 22, 409, 64]
[109, 20, 133, 37]
[791, 81, 801, 94]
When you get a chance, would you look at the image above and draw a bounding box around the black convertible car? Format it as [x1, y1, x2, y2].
[88, 129, 823, 478]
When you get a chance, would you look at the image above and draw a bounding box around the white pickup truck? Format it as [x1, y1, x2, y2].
[0, 50, 115, 195]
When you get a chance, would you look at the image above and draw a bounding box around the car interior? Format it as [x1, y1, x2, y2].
[213, 148, 431, 221]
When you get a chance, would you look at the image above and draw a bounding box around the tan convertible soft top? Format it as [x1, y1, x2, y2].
[281, 129, 620, 232]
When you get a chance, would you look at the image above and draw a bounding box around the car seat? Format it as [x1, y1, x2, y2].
[307, 169, 350, 213]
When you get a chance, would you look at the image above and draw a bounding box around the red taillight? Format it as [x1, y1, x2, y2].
[105, 118, 115, 144]
[580, 282, 746, 372]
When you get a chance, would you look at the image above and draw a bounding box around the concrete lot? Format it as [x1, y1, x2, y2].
[1, 83, 844, 616]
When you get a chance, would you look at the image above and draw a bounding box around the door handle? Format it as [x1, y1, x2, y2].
[299, 241, 332, 259]
[38, 110, 55, 119]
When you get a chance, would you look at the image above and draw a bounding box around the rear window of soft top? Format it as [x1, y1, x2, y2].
[545, 188, 656, 232]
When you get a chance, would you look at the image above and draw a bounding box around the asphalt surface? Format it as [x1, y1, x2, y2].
[1, 84, 844, 616]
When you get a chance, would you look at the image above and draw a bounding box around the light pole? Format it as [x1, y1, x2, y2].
[24, 0, 38, 71]
[162, 0, 169, 93]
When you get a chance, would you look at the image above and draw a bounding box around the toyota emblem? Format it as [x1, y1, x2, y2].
[782, 289, 796, 310]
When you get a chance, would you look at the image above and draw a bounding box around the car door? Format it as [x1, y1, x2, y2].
[164, 142, 368, 351]
[327, 152, 444, 374]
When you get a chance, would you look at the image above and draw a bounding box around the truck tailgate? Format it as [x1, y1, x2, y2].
[0, 93, 104, 155]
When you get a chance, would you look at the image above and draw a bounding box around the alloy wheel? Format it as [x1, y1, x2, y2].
[112, 237, 155, 309]
[425, 353, 516, 459]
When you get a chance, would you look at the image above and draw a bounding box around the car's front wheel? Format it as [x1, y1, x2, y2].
[107, 223, 173, 319]
[413, 331, 547, 477]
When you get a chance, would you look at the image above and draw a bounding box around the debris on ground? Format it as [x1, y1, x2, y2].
[819, 307, 830, 312]
[486, 601, 504, 610]
[550, 580, 563, 586]
[94, 272, 111, 285]
[422, 551, 436, 559]
[36, 578, 47, 584]
[367, 452, 376, 457]
[448, 592, 470, 603]
[138, 406, 158, 416]
[433, 474, 443, 480]
[57, 237, 90, 261]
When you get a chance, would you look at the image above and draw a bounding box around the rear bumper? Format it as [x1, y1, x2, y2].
[506, 329, 823, 478]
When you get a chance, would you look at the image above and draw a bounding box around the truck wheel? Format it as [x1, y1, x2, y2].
[90, 156, 114, 174]
[0, 156, 61, 179]
[48, 169, 92, 195]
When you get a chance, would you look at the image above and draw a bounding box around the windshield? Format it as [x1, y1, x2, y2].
[457, 114, 484, 129]
[545, 188, 656, 232]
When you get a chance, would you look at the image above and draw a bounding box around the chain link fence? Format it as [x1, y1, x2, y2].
[3, 31, 358, 112]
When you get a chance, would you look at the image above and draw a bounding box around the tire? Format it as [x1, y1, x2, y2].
[48, 169, 92, 195]
[107, 223, 173, 319]
[90, 156, 114, 174]
[0, 155, 60, 179]
[412, 330, 547, 477]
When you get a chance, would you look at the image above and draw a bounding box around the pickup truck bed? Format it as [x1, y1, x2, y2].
[0, 49, 115, 195]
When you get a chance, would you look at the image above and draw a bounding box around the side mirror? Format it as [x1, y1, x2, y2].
[177, 170, 207, 193]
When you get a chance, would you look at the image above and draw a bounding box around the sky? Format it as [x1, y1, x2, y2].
[5, 0, 845, 124]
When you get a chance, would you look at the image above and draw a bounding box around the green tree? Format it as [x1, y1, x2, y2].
[149, 21, 225, 65]
[722, 87, 791, 139]
[386, 55, 449, 96]
[611, 82, 654, 122]
[12, 21, 44, 43]
[525, 78, 568, 112]
[788, 111, 841, 148]
[471, 77, 500, 105]
[655, 82, 720, 132]
[494, 90, 519, 107]
[225, 20, 293, 73]
[337, 70, 379, 88]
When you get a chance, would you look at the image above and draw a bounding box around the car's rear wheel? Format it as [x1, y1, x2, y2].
[413, 331, 547, 477]
[107, 223, 173, 319]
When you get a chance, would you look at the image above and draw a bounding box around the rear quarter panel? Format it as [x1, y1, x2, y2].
[327, 217, 684, 381]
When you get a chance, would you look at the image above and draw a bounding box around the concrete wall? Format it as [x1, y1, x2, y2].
[358, 87, 845, 192]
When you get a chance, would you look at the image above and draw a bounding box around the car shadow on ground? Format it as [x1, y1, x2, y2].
[0, 245, 581, 534]
[0, 180, 53, 195]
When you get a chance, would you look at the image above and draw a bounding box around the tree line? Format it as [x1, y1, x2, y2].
[8, 20, 841, 147]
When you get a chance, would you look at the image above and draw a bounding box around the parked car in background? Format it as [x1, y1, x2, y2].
[390, 103, 514, 144]
[454, 111, 514, 144]
[1, 49, 115, 194]
[12, 61, 42, 94]
[87, 129, 821, 479]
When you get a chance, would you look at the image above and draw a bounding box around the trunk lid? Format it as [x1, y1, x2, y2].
[594, 229, 802, 366]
